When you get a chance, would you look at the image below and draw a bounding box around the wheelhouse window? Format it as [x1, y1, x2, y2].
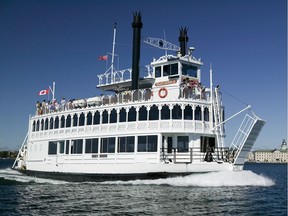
[204, 107, 209, 121]
[155, 66, 161, 78]
[71, 139, 83, 154]
[118, 136, 135, 152]
[48, 141, 57, 155]
[177, 136, 189, 152]
[100, 137, 115, 153]
[163, 63, 178, 76]
[138, 135, 158, 152]
[182, 64, 197, 77]
[85, 138, 98, 153]
[41, 119, 44, 131]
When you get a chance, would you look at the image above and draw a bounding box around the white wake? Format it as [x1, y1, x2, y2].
[0, 168, 67, 184]
[103, 170, 275, 187]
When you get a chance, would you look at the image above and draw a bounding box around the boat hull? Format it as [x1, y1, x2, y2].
[14, 162, 235, 182]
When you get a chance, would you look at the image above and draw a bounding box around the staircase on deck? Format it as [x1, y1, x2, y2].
[230, 114, 266, 165]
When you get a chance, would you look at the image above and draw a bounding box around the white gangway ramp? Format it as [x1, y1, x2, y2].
[230, 114, 266, 166]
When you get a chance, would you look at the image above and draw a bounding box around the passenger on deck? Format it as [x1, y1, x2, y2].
[60, 97, 66, 111]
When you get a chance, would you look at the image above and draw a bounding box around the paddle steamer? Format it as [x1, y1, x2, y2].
[13, 13, 265, 181]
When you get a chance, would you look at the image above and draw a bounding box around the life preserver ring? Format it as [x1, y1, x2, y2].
[158, 88, 168, 98]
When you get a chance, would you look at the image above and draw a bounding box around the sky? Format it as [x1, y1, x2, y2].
[0, 0, 286, 151]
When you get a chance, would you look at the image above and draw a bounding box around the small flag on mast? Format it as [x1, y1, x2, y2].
[98, 55, 108, 60]
[38, 89, 50, 96]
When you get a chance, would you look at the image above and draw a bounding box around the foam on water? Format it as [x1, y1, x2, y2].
[0, 168, 67, 184]
[103, 170, 275, 187]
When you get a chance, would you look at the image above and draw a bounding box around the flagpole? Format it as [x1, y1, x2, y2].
[52, 81, 55, 101]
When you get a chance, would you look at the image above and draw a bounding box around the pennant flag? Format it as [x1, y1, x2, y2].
[98, 55, 108, 61]
[38, 89, 50, 96]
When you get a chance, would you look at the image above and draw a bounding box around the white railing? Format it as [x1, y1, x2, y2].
[30, 120, 211, 140]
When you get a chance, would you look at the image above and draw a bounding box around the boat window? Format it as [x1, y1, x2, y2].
[118, 136, 135, 152]
[195, 106, 202, 120]
[85, 138, 99, 153]
[204, 107, 209, 121]
[163, 63, 178, 77]
[73, 114, 78, 127]
[161, 105, 170, 120]
[36, 120, 40, 131]
[172, 104, 182, 119]
[66, 115, 71, 128]
[32, 121, 36, 132]
[55, 116, 59, 129]
[182, 64, 197, 77]
[60, 115, 65, 128]
[65, 140, 70, 154]
[41, 119, 44, 131]
[102, 110, 108, 124]
[119, 108, 126, 122]
[149, 105, 159, 120]
[59, 141, 65, 154]
[110, 109, 117, 123]
[79, 113, 85, 126]
[128, 107, 136, 122]
[200, 136, 215, 153]
[100, 137, 115, 153]
[87, 112, 92, 125]
[93, 111, 100, 125]
[139, 106, 147, 121]
[177, 136, 189, 152]
[155, 66, 161, 77]
[50, 117, 54, 129]
[71, 139, 83, 154]
[137, 135, 158, 152]
[44, 118, 49, 130]
[184, 105, 193, 120]
[48, 141, 57, 155]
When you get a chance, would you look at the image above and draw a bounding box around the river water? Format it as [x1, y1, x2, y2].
[0, 159, 286, 215]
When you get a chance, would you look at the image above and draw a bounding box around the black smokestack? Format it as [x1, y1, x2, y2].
[178, 27, 189, 56]
[131, 12, 143, 90]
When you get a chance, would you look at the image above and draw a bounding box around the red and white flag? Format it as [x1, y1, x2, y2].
[38, 89, 50, 96]
[98, 55, 108, 61]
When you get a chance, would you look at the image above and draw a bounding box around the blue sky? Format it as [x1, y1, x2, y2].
[0, 0, 286, 151]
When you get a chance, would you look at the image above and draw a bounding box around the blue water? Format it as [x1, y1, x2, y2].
[0, 159, 286, 215]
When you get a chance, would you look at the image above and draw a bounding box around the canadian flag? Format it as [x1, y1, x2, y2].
[98, 55, 108, 60]
[38, 89, 49, 96]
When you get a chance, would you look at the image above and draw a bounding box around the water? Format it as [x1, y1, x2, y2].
[0, 159, 286, 215]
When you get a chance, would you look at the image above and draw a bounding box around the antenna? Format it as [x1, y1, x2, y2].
[111, 22, 117, 82]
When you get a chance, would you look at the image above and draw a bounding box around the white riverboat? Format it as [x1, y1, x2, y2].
[13, 13, 265, 181]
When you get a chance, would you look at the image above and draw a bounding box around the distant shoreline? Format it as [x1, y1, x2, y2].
[0, 151, 18, 159]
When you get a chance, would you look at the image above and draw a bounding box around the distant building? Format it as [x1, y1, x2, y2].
[248, 139, 287, 163]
